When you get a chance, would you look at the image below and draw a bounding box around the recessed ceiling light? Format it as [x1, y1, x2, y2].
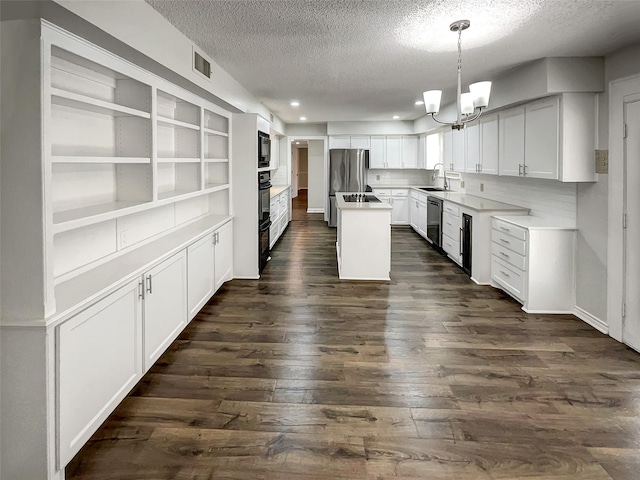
[295, 141, 300, 145]
[299, 116, 307, 121]
[415, 100, 425, 105]
[392, 115, 400, 120]
[290, 100, 300, 107]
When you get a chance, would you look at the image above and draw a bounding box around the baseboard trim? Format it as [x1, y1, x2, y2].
[573, 306, 608, 334]
[307, 208, 324, 213]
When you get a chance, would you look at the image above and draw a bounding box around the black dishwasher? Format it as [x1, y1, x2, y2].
[461, 213, 472, 276]
[426, 196, 443, 248]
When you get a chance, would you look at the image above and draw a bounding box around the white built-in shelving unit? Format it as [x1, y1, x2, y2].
[1, 20, 236, 479]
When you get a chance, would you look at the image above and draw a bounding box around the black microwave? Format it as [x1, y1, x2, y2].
[258, 131, 271, 168]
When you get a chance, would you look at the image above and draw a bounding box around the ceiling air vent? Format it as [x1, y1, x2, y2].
[194, 50, 211, 79]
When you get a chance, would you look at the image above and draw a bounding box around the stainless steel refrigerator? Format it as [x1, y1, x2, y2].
[328, 148, 369, 227]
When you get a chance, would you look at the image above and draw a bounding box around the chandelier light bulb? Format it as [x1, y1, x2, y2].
[423, 90, 442, 114]
[470, 81, 492, 108]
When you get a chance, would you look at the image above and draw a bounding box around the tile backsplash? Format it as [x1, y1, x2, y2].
[367, 169, 432, 186]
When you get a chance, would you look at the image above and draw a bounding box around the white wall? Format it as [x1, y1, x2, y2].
[286, 123, 327, 136]
[307, 140, 325, 212]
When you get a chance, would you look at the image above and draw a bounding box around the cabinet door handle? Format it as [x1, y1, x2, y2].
[518, 164, 523, 176]
[500, 270, 511, 277]
[138, 280, 144, 299]
[500, 238, 510, 244]
[146, 274, 152, 294]
[500, 251, 510, 258]
[459, 227, 463, 255]
[524, 164, 529, 176]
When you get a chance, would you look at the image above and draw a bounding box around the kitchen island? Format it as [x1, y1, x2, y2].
[336, 192, 392, 280]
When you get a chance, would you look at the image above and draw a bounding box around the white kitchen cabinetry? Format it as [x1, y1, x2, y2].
[417, 134, 426, 170]
[1, 21, 235, 479]
[143, 251, 188, 371]
[451, 130, 466, 172]
[491, 217, 576, 313]
[187, 233, 216, 320]
[214, 220, 234, 291]
[498, 95, 596, 181]
[58, 278, 142, 467]
[465, 123, 480, 173]
[187, 220, 232, 320]
[369, 136, 386, 168]
[442, 202, 462, 264]
[499, 107, 526, 177]
[269, 133, 280, 170]
[373, 188, 409, 225]
[409, 189, 429, 239]
[385, 136, 403, 169]
[442, 130, 453, 171]
[402, 135, 418, 168]
[328, 135, 371, 149]
[270, 187, 291, 248]
[479, 115, 499, 175]
[524, 98, 559, 179]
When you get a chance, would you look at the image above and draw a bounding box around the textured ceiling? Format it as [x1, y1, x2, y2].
[145, 0, 640, 124]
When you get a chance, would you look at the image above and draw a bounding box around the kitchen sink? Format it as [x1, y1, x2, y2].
[419, 187, 446, 192]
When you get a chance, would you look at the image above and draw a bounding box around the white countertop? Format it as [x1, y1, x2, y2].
[424, 191, 529, 212]
[371, 185, 432, 189]
[493, 215, 577, 230]
[270, 185, 289, 198]
[336, 192, 393, 211]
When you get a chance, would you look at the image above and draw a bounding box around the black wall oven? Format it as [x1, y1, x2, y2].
[258, 171, 271, 272]
[258, 131, 271, 168]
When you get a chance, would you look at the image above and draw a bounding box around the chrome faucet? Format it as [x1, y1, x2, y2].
[431, 163, 449, 190]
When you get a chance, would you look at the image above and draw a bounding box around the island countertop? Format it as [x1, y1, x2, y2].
[336, 192, 393, 210]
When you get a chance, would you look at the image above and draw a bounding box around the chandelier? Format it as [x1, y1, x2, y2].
[423, 20, 492, 130]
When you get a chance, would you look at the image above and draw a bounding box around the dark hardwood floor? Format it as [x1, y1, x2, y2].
[67, 192, 640, 480]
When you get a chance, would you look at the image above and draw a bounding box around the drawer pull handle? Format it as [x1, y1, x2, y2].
[500, 252, 510, 258]
[500, 239, 510, 244]
[500, 270, 510, 277]
[500, 226, 510, 232]
[446, 222, 452, 226]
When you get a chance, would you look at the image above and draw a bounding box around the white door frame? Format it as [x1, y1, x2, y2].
[608, 73, 640, 342]
[285, 135, 328, 219]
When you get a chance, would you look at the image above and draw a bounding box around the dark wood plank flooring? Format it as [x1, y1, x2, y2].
[67, 192, 640, 480]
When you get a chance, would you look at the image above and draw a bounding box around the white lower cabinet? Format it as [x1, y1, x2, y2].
[143, 250, 188, 371]
[410, 192, 419, 230]
[58, 278, 143, 467]
[187, 233, 216, 320]
[270, 187, 291, 248]
[374, 188, 409, 225]
[490, 217, 576, 313]
[214, 221, 234, 291]
[442, 201, 462, 265]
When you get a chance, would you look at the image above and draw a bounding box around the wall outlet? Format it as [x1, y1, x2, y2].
[376, 175, 380, 180]
[460, 180, 465, 188]
[595, 149, 609, 174]
[480, 183, 484, 192]
[120, 231, 128, 247]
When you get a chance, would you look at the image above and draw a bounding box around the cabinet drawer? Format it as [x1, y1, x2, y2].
[373, 188, 392, 196]
[442, 212, 460, 240]
[492, 242, 526, 271]
[492, 257, 525, 301]
[443, 202, 460, 217]
[492, 218, 527, 241]
[442, 234, 461, 264]
[492, 230, 527, 256]
[391, 188, 409, 197]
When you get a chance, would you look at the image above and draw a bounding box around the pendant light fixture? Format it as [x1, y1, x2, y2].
[423, 20, 492, 130]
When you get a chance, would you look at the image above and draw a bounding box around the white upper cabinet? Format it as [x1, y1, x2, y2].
[479, 115, 499, 175]
[369, 136, 386, 168]
[451, 130, 466, 172]
[524, 97, 559, 179]
[401, 135, 418, 168]
[350, 136, 371, 149]
[499, 107, 526, 177]
[465, 123, 480, 173]
[497, 94, 596, 182]
[329, 136, 351, 149]
[385, 136, 403, 168]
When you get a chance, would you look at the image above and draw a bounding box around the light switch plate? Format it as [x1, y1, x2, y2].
[480, 183, 484, 192]
[595, 149, 609, 174]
